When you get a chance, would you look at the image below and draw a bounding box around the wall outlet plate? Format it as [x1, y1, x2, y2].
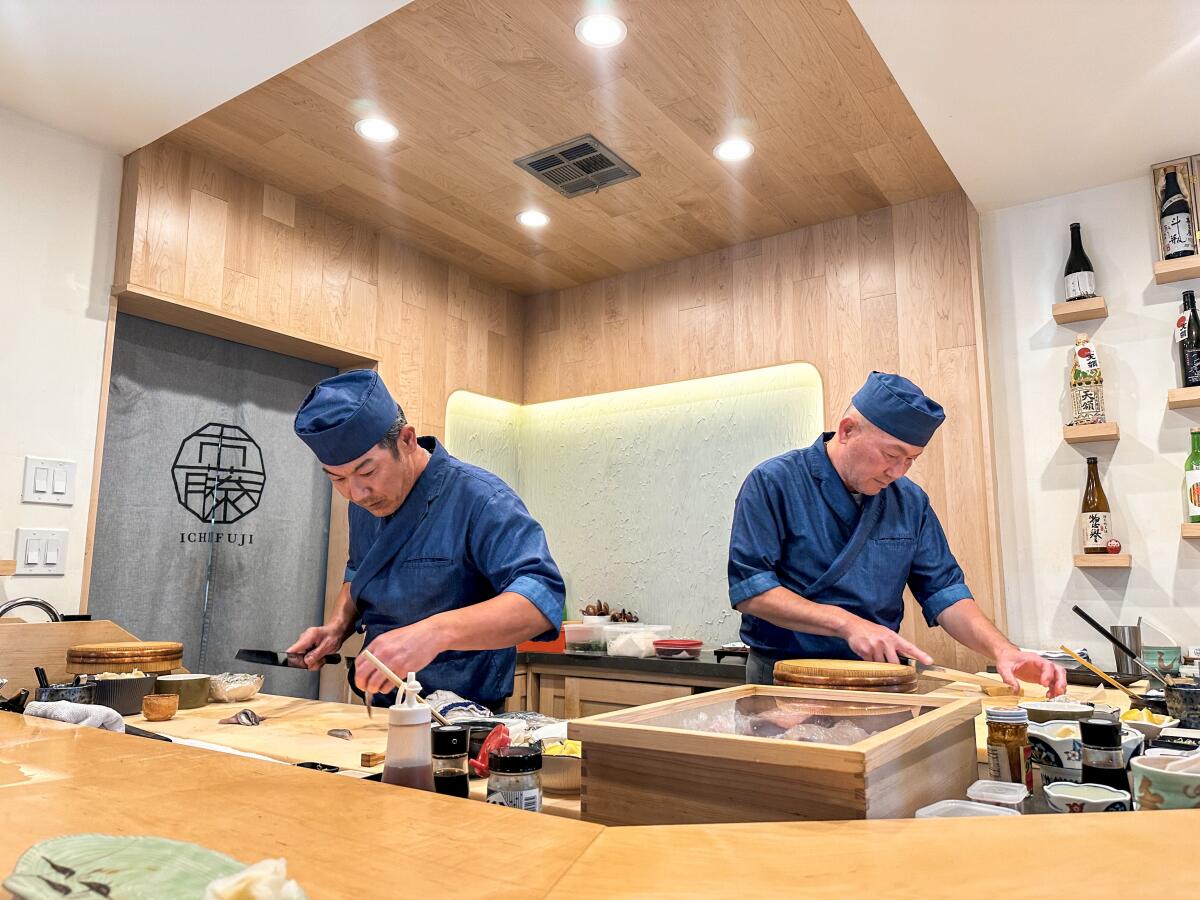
[22, 457, 77, 506]
[15, 528, 68, 576]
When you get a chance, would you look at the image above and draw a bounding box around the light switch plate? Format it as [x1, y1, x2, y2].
[22, 457, 76, 506]
[15, 528, 68, 575]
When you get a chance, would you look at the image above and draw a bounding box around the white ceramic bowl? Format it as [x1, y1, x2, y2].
[1028, 720, 1143, 770]
[1044, 782, 1131, 813]
[1121, 714, 1180, 743]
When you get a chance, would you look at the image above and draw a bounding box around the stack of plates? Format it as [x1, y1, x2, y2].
[66, 641, 183, 675]
[772, 658, 918, 693]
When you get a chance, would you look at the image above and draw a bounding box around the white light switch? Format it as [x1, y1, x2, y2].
[15, 529, 68, 576]
[22, 457, 76, 506]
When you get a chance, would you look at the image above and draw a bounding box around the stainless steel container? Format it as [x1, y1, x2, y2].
[1110, 625, 1142, 676]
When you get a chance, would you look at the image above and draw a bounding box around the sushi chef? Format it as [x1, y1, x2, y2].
[729, 371, 1065, 696]
[287, 370, 565, 709]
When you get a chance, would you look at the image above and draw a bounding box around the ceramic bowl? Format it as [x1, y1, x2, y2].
[1044, 782, 1131, 813]
[89, 673, 158, 716]
[153, 674, 211, 709]
[541, 754, 582, 794]
[1165, 681, 1200, 728]
[141, 693, 179, 722]
[34, 682, 96, 704]
[1028, 720, 1143, 770]
[1120, 713, 1180, 743]
[1131, 755, 1200, 810]
[1020, 701, 1093, 724]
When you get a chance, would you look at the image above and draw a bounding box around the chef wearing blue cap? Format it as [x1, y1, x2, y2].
[729, 371, 1065, 696]
[287, 370, 565, 709]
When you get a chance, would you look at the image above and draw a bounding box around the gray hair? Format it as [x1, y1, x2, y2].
[376, 408, 409, 456]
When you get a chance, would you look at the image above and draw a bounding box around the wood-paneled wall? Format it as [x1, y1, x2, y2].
[523, 190, 1002, 669]
[114, 140, 524, 435]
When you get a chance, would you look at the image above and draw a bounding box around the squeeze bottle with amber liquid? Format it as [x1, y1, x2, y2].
[1080, 456, 1111, 554]
[381, 671, 435, 791]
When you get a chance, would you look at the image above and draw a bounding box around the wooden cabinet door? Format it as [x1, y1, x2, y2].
[564, 677, 691, 719]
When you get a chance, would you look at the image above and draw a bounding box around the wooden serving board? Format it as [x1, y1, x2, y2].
[126, 693, 390, 771]
[773, 659, 915, 681]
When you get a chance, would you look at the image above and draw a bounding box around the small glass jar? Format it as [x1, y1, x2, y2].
[486, 746, 543, 812]
[1080, 718, 1129, 793]
[432, 725, 469, 799]
[986, 706, 1032, 790]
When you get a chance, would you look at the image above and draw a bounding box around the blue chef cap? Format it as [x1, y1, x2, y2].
[851, 371, 945, 447]
[294, 370, 399, 466]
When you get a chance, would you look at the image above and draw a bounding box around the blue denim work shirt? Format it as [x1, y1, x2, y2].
[728, 433, 972, 662]
[347, 437, 564, 708]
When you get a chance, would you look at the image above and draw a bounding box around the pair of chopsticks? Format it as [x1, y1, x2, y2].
[358, 649, 452, 727]
[1057, 645, 1138, 699]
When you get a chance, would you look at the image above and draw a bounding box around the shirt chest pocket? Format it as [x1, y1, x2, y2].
[392, 557, 462, 615]
[864, 536, 916, 597]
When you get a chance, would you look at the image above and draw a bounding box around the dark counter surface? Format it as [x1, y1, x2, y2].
[517, 649, 747, 680]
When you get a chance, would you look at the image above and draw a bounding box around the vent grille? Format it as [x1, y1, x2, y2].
[514, 134, 640, 198]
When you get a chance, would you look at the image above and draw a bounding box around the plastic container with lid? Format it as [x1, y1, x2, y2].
[914, 799, 1020, 818]
[654, 639, 704, 660]
[486, 745, 543, 812]
[603, 624, 671, 658]
[564, 622, 606, 655]
[966, 779, 1028, 812]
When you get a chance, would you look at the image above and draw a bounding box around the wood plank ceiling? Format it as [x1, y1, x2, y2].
[165, 0, 958, 295]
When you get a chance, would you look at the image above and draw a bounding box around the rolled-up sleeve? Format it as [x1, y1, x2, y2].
[728, 469, 785, 606]
[908, 501, 972, 626]
[468, 489, 566, 640]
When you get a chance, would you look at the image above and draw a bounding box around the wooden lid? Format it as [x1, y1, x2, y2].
[773, 659, 915, 683]
[773, 672, 917, 687]
[68, 642, 182, 659]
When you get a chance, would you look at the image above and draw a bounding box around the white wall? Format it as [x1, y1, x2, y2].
[0, 106, 121, 616]
[984, 176, 1200, 668]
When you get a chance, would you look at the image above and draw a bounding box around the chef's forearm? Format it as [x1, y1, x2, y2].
[425, 591, 553, 652]
[326, 582, 358, 640]
[936, 599, 1017, 661]
[735, 586, 859, 638]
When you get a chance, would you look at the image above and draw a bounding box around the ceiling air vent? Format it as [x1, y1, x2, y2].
[514, 134, 640, 198]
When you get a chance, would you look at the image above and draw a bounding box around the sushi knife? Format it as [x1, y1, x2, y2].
[235, 649, 348, 669]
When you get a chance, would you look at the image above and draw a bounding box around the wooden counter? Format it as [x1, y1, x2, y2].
[3, 711, 1199, 898]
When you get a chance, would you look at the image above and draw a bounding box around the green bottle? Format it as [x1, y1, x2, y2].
[1187, 428, 1200, 524]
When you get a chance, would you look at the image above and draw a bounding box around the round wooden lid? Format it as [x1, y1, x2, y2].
[773, 673, 920, 693]
[772, 672, 917, 687]
[67, 642, 183, 661]
[773, 658, 915, 682]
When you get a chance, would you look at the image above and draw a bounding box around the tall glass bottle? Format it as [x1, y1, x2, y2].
[1063, 223, 1096, 301]
[1186, 429, 1200, 525]
[1177, 290, 1200, 388]
[1161, 169, 1197, 260]
[1080, 456, 1111, 554]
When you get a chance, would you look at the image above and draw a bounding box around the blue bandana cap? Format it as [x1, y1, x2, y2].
[294, 370, 399, 466]
[851, 371, 945, 447]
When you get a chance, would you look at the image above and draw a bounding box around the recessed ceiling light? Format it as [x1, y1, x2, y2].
[713, 137, 755, 162]
[354, 117, 399, 143]
[516, 210, 550, 228]
[575, 14, 627, 48]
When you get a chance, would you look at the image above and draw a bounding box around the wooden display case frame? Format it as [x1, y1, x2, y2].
[569, 684, 980, 826]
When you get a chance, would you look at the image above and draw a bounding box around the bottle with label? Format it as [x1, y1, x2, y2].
[1186, 428, 1200, 524]
[1176, 290, 1200, 388]
[985, 707, 1032, 790]
[1063, 222, 1096, 301]
[1080, 456, 1111, 554]
[1161, 168, 1197, 260]
[1068, 333, 1105, 425]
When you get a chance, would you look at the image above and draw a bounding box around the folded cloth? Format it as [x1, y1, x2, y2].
[25, 700, 125, 733]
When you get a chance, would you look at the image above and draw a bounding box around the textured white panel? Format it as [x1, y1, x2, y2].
[445, 364, 824, 645]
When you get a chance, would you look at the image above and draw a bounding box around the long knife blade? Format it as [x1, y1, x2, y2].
[235, 649, 344, 669]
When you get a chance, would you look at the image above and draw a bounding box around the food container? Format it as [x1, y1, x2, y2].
[153, 674, 211, 709]
[1027, 720, 1142, 772]
[1119, 708, 1179, 742]
[581, 615, 611, 626]
[1130, 755, 1200, 810]
[208, 673, 263, 703]
[89, 673, 158, 716]
[541, 742, 583, 794]
[1018, 701, 1093, 723]
[654, 639, 703, 660]
[965, 779, 1028, 812]
[914, 800, 1019, 818]
[34, 682, 96, 705]
[1043, 781, 1131, 813]
[603, 624, 671, 658]
[141, 693, 179, 721]
[1165, 680, 1200, 728]
[563, 623, 606, 655]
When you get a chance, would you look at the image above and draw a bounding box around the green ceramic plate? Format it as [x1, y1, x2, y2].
[4, 833, 296, 899]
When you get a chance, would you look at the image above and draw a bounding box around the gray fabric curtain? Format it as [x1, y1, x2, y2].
[89, 314, 335, 698]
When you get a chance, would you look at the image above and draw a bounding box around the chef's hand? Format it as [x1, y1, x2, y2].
[355, 621, 444, 696]
[842, 617, 933, 666]
[286, 624, 345, 670]
[995, 648, 1067, 697]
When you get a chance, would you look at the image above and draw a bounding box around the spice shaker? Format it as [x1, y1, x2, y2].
[1080, 718, 1129, 793]
[432, 725, 470, 799]
[486, 745, 543, 812]
[985, 706, 1032, 790]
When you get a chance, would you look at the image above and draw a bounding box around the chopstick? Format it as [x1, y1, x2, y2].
[358, 649, 452, 727]
[1070, 605, 1171, 688]
[1058, 644, 1138, 698]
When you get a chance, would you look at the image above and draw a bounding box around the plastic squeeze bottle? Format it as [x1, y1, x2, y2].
[381, 671, 434, 791]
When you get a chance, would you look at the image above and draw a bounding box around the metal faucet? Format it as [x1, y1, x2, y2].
[0, 597, 63, 622]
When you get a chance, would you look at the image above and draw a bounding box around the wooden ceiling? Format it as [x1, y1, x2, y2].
[165, 0, 958, 295]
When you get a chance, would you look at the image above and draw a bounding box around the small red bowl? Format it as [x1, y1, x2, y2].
[653, 639, 703, 660]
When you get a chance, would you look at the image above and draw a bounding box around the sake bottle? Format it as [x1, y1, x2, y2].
[1186, 428, 1200, 524]
[1177, 290, 1200, 388]
[1160, 169, 1197, 260]
[1080, 457, 1111, 554]
[1063, 223, 1096, 301]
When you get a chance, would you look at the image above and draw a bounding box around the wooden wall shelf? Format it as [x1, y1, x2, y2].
[1154, 257, 1200, 285]
[0, 560, 15, 577]
[1168, 387, 1200, 409]
[1074, 554, 1131, 569]
[1182, 524, 1200, 539]
[1052, 297, 1108, 325]
[1062, 422, 1119, 444]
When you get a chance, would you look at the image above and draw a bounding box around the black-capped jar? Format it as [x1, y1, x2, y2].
[1080, 718, 1129, 792]
[486, 745, 543, 812]
[432, 725, 470, 798]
